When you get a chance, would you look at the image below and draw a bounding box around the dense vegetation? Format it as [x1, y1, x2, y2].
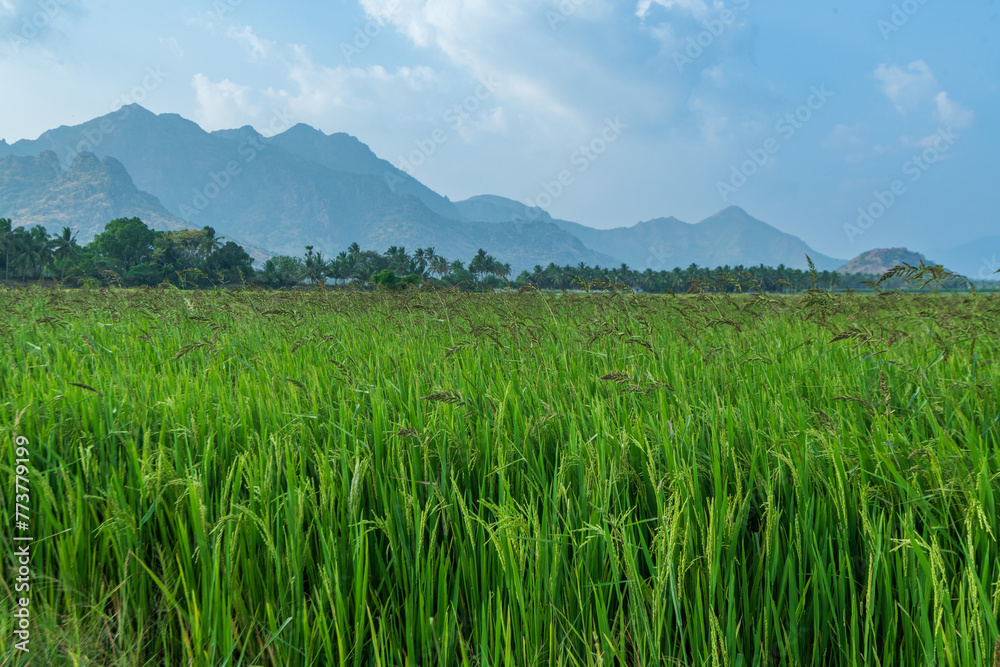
[0, 217, 254, 289]
[1, 283, 998, 665]
[2, 217, 992, 294]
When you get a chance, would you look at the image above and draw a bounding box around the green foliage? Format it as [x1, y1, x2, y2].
[207, 241, 254, 285]
[1, 288, 998, 665]
[0, 218, 259, 288]
[261, 255, 305, 288]
[371, 268, 400, 288]
[90, 217, 157, 272]
[400, 273, 423, 287]
[0, 220, 995, 296]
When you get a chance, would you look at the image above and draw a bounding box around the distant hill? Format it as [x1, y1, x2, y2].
[454, 195, 552, 224]
[455, 197, 843, 271]
[260, 124, 464, 221]
[0, 106, 617, 272]
[2, 105, 857, 273]
[837, 248, 937, 275]
[0, 151, 188, 240]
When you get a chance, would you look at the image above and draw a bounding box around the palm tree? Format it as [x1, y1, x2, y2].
[431, 256, 450, 279]
[328, 251, 348, 286]
[468, 248, 489, 285]
[413, 247, 428, 276]
[199, 226, 223, 261]
[261, 258, 280, 287]
[497, 262, 512, 283]
[12, 228, 36, 284]
[383, 246, 413, 275]
[303, 246, 329, 285]
[0, 218, 14, 283]
[30, 225, 55, 284]
[51, 227, 79, 282]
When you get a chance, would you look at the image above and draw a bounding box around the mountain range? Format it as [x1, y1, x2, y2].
[0, 105, 991, 276]
[0, 150, 188, 240]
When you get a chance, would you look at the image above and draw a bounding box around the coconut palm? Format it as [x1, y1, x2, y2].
[413, 247, 428, 276]
[12, 228, 36, 284]
[51, 226, 80, 282]
[29, 225, 56, 284]
[431, 255, 450, 279]
[199, 226, 223, 261]
[0, 218, 14, 283]
[468, 248, 489, 285]
[496, 261, 512, 283]
[301, 246, 328, 285]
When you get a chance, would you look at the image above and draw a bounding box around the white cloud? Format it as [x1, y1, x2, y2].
[354, 0, 607, 132]
[192, 73, 260, 130]
[874, 61, 974, 151]
[934, 91, 973, 129]
[636, 0, 717, 20]
[874, 60, 938, 114]
[277, 45, 441, 117]
[227, 24, 275, 61]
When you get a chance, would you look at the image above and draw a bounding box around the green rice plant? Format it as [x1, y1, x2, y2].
[0, 285, 997, 665]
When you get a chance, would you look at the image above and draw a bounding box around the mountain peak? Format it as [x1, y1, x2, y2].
[71, 151, 100, 167]
[212, 125, 265, 143]
[117, 103, 156, 116]
[285, 123, 326, 136]
[837, 248, 934, 275]
[708, 206, 759, 223]
[454, 195, 548, 223]
[637, 216, 687, 227]
[277, 124, 370, 149]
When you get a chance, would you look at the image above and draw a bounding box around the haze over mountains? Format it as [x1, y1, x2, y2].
[0, 105, 990, 276]
[0, 150, 188, 240]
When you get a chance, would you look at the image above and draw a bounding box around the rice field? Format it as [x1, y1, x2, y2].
[1, 284, 998, 666]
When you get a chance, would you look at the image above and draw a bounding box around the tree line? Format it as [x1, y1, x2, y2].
[0, 217, 253, 288]
[0, 216, 981, 293]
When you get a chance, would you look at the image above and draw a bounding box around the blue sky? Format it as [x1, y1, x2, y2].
[1, 0, 997, 261]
